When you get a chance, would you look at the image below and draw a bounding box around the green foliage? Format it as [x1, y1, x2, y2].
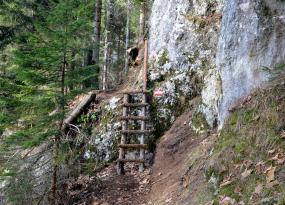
[0, 0, 152, 203]
[0, 0, 100, 203]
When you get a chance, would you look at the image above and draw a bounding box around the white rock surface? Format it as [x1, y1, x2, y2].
[149, 0, 223, 126]
[217, 0, 285, 124]
[149, 0, 285, 126]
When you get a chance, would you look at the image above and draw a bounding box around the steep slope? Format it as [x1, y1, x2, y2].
[147, 84, 285, 205]
[148, 102, 217, 205]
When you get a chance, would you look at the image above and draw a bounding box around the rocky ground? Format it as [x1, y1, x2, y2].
[58, 102, 215, 205]
[59, 163, 151, 205]
[59, 83, 285, 205]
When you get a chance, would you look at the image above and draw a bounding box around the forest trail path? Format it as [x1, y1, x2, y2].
[61, 89, 213, 205]
[60, 163, 151, 205]
[92, 164, 151, 205]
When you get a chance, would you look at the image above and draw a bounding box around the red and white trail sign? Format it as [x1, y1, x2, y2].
[154, 87, 164, 97]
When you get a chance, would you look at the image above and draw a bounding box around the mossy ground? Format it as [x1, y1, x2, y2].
[204, 85, 285, 204]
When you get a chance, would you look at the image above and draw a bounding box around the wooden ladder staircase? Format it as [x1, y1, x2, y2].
[116, 90, 152, 175]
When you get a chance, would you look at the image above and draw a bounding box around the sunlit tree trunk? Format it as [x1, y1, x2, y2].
[139, 1, 146, 40]
[92, 0, 102, 64]
[124, 0, 131, 76]
[102, 0, 114, 90]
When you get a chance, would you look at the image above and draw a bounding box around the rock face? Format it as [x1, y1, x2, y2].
[217, 0, 285, 124]
[149, 0, 285, 126]
[149, 0, 224, 127]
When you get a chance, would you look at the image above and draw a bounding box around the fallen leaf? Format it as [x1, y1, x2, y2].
[266, 180, 279, 188]
[220, 175, 235, 188]
[268, 149, 276, 155]
[243, 160, 253, 168]
[270, 153, 285, 165]
[205, 201, 214, 205]
[165, 198, 172, 203]
[242, 95, 252, 104]
[253, 115, 260, 121]
[220, 196, 237, 205]
[241, 169, 252, 179]
[255, 161, 265, 174]
[281, 130, 285, 139]
[254, 184, 263, 194]
[220, 180, 233, 187]
[234, 164, 241, 170]
[234, 186, 242, 194]
[141, 178, 149, 184]
[265, 166, 276, 184]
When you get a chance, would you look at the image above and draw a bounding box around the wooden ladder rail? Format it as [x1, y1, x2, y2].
[117, 93, 129, 175]
[117, 38, 149, 175]
[117, 93, 148, 175]
[139, 93, 146, 172]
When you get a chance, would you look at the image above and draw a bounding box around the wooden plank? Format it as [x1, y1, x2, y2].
[119, 116, 149, 121]
[118, 144, 147, 149]
[121, 130, 152, 134]
[117, 159, 145, 163]
[117, 94, 129, 175]
[139, 93, 146, 172]
[62, 91, 96, 131]
[119, 90, 150, 94]
[121, 103, 148, 108]
[143, 39, 148, 91]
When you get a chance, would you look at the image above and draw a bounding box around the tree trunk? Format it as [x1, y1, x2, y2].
[139, 1, 146, 40]
[61, 91, 97, 132]
[92, 0, 102, 64]
[102, 33, 108, 91]
[51, 55, 67, 205]
[124, 0, 131, 77]
[102, 0, 114, 91]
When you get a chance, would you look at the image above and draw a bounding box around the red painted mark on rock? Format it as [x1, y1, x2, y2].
[154, 88, 164, 97]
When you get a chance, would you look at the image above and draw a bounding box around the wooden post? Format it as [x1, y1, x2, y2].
[139, 93, 146, 172]
[143, 39, 148, 91]
[117, 94, 129, 175]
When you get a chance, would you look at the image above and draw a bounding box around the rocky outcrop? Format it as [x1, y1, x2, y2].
[217, 0, 285, 124]
[149, 0, 285, 127]
[149, 0, 224, 127]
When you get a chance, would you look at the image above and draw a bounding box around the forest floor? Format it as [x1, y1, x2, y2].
[61, 107, 215, 205]
[60, 163, 151, 205]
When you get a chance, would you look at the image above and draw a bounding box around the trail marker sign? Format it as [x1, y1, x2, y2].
[154, 87, 164, 98]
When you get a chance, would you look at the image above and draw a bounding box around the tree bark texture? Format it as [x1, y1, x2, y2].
[102, 0, 114, 90]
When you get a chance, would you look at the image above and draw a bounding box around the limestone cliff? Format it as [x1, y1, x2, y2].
[149, 0, 285, 127]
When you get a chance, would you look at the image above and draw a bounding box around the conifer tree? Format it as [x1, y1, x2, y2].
[0, 0, 152, 203]
[1, 0, 96, 203]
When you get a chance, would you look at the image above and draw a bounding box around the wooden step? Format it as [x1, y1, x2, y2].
[119, 116, 149, 121]
[121, 103, 149, 108]
[117, 158, 145, 163]
[119, 90, 150, 94]
[118, 144, 147, 149]
[121, 130, 153, 134]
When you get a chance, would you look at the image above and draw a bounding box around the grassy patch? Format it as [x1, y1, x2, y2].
[205, 85, 285, 203]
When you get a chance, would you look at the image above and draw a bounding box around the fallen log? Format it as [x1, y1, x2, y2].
[62, 91, 97, 132]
